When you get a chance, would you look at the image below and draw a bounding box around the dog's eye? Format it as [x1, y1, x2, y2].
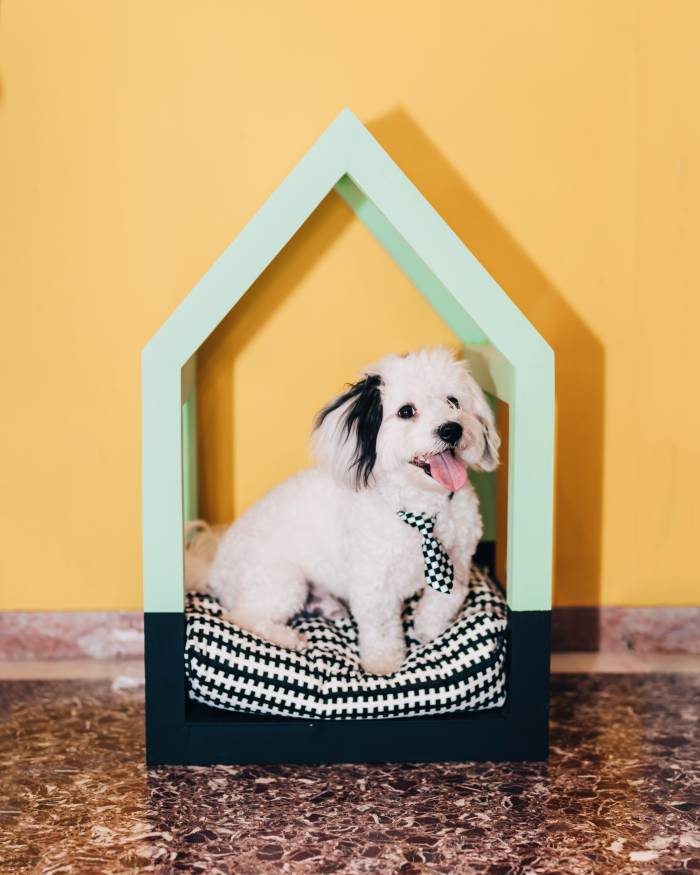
[447, 396, 460, 409]
[397, 405, 416, 419]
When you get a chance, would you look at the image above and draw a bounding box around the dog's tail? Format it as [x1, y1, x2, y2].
[184, 520, 225, 593]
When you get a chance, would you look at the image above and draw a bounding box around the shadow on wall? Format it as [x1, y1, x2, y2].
[196, 193, 354, 524]
[197, 106, 605, 620]
[367, 108, 606, 615]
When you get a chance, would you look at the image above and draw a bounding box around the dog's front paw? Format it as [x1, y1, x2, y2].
[360, 643, 405, 676]
[361, 655, 402, 676]
[412, 612, 449, 646]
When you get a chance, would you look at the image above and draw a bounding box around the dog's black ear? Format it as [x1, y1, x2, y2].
[313, 374, 383, 488]
[344, 375, 384, 487]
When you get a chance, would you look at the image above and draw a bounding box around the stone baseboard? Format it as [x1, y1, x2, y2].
[0, 612, 144, 660]
[551, 606, 700, 654]
[0, 606, 698, 659]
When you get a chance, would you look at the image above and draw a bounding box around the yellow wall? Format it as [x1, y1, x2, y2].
[2, 1, 699, 610]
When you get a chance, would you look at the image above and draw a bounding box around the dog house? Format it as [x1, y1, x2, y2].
[142, 109, 554, 765]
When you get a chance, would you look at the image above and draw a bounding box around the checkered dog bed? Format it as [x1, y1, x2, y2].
[185, 566, 508, 720]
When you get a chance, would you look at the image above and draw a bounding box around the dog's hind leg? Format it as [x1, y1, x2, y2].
[216, 564, 309, 652]
[229, 614, 308, 651]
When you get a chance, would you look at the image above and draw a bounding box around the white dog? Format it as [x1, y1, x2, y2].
[209, 347, 499, 675]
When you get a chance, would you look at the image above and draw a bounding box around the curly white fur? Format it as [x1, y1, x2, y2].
[209, 347, 500, 675]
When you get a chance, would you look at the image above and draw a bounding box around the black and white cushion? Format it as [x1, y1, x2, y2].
[185, 566, 507, 720]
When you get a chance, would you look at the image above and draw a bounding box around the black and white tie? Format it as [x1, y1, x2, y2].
[397, 510, 454, 595]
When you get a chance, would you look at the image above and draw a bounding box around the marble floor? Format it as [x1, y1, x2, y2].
[0, 669, 699, 874]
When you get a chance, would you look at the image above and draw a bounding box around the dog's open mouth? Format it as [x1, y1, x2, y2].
[411, 449, 468, 492]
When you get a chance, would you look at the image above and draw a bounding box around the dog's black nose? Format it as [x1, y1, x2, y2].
[437, 421, 463, 445]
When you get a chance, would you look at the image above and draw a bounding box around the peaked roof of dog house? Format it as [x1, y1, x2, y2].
[144, 108, 551, 374]
[142, 109, 554, 615]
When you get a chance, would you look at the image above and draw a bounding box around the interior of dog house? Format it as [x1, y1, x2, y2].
[142, 108, 555, 765]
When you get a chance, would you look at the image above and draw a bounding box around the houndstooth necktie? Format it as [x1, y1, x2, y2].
[397, 510, 454, 594]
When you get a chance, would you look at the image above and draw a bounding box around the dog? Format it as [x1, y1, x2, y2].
[209, 347, 500, 675]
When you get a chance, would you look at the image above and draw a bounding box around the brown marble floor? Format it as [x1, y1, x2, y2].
[0, 675, 699, 874]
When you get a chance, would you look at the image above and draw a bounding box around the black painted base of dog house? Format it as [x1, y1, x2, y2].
[144, 572, 550, 765]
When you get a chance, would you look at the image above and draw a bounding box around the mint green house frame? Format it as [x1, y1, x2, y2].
[143, 108, 553, 616]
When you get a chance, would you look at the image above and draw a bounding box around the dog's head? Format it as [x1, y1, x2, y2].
[312, 348, 500, 492]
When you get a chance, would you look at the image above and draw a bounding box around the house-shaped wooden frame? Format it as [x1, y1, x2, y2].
[142, 109, 555, 765]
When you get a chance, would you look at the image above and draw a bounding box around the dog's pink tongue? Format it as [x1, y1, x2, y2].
[429, 451, 468, 491]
